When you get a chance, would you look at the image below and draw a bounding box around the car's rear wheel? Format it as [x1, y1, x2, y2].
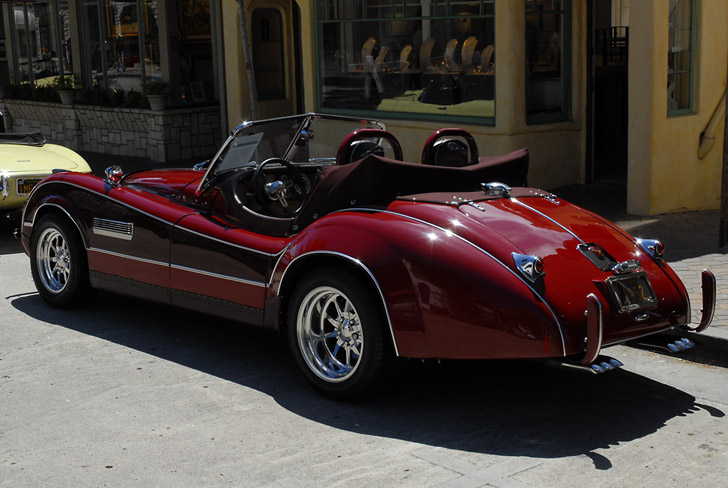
[288, 268, 389, 399]
[30, 215, 91, 308]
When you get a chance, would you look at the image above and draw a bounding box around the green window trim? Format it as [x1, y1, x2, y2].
[667, 0, 696, 117]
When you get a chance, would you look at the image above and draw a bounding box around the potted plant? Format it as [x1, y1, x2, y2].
[53, 75, 77, 105]
[143, 79, 168, 111]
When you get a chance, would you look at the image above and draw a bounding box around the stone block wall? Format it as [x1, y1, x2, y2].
[0, 99, 222, 163]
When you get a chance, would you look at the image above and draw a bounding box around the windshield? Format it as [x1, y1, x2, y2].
[199, 113, 386, 191]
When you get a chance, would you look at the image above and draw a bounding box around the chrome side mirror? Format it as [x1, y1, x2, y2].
[104, 165, 124, 186]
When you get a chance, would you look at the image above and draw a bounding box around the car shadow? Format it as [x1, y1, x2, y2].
[11, 292, 717, 462]
[0, 222, 23, 255]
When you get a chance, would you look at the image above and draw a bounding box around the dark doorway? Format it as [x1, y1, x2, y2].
[588, 1, 629, 185]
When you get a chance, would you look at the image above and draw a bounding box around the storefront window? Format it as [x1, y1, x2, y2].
[525, 0, 571, 124]
[79, 0, 162, 92]
[667, 0, 694, 115]
[316, 0, 496, 124]
[9, 1, 68, 85]
[178, 0, 215, 103]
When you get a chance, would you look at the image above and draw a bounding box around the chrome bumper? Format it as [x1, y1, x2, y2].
[682, 269, 716, 334]
[577, 269, 716, 371]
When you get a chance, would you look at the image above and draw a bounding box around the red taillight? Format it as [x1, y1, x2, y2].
[653, 241, 665, 257]
[534, 257, 545, 274]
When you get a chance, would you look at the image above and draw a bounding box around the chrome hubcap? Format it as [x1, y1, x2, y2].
[297, 286, 363, 383]
[37, 228, 70, 294]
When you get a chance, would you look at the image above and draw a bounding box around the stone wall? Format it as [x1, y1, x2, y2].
[0, 99, 222, 163]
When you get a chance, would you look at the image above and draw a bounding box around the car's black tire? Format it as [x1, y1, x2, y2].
[287, 267, 390, 400]
[30, 214, 92, 308]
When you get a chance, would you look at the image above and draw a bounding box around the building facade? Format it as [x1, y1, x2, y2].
[223, 0, 727, 215]
[1, 0, 726, 215]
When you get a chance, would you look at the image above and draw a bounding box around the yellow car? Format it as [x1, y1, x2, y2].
[1, 132, 92, 221]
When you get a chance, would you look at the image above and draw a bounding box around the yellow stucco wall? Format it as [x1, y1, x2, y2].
[628, 0, 727, 214]
[223, 0, 588, 191]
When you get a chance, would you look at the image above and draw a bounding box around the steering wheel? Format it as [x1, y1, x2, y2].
[336, 129, 404, 165]
[421, 128, 479, 166]
[252, 158, 310, 218]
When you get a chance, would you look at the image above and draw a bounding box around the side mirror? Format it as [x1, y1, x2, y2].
[104, 165, 124, 186]
[193, 160, 210, 172]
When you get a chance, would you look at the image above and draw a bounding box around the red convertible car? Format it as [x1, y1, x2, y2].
[19, 113, 715, 398]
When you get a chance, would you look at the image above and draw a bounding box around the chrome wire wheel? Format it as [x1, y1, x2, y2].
[297, 286, 364, 383]
[36, 227, 71, 294]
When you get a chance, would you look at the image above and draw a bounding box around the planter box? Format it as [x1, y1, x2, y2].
[0, 99, 222, 162]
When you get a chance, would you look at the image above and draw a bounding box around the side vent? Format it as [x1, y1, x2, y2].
[93, 218, 133, 240]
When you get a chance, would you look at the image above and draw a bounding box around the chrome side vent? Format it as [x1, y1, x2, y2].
[93, 218, 133, 240]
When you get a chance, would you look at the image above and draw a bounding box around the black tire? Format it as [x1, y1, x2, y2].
[287, 267, 390, 400]
[30, 214, 92, 308]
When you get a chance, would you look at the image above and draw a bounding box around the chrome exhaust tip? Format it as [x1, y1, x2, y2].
[558, 355, 624, 374]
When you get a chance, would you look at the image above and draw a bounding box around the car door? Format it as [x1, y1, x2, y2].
[170, 213, 288, 326]
[84, 185, 193, 304]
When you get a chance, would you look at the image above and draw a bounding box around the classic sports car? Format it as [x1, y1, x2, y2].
[18, 113, 715, 399]
[1, 132, 92, 221]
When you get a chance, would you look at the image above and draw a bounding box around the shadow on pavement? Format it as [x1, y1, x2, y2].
[0, 222, 23, 255]
[12, 291, 718, 463]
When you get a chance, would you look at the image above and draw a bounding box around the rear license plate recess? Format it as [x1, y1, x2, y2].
[605, 271, 657, 314]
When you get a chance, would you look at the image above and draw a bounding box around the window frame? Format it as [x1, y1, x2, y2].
[525, 0, 572, 125]
[667, 0, 696, 117]
[314, 0, 497, 126]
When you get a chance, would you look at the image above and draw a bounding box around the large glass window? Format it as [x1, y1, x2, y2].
[316, 0, 496, 124]
[8, 1, 69, 86]
[525, 0, 571, 124]
[667, 0, 694, 115]
[79, 0, 162, 92]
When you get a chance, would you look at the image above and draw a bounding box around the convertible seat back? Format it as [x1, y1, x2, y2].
[294, 149, 528, 230]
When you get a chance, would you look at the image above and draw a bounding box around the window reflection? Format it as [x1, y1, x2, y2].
[81, 0, 161, 92]
[317, 0, 496, 121]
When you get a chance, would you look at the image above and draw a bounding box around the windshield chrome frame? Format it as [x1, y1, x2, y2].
[196, 113, 387, 194]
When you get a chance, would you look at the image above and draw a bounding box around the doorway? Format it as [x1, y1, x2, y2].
[251, 0, 303, 119]
[588, 0, 629, 185]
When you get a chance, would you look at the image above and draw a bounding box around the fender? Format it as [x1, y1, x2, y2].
[21, 190, 90, 254]
[270, 210, 564, 360]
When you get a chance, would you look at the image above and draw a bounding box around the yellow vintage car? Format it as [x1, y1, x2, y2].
[1, 132, 92, 221]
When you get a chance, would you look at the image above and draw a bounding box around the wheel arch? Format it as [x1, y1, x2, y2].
[277, 251, 400, 356]
[28, 199, 89, 249]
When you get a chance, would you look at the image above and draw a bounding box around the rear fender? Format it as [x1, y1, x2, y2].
[271, 211, 564, 359]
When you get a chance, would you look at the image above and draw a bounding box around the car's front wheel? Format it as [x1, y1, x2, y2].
[30, 214, 91, 308]
[288, 268, 390, 399]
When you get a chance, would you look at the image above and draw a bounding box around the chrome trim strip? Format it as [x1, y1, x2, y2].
[29, 180, 280, 257]
[30, 180, 181, 229]
[278, 250, 400, 357]
[89, 247, 168, 268]
[93, 228, 133, 240]
[175, 225, 280, 257]
[33, 203, 85, 245]
[511, 199, 585, 245]
[171, 264, 267, 288]
[326, 208, 567, 356]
